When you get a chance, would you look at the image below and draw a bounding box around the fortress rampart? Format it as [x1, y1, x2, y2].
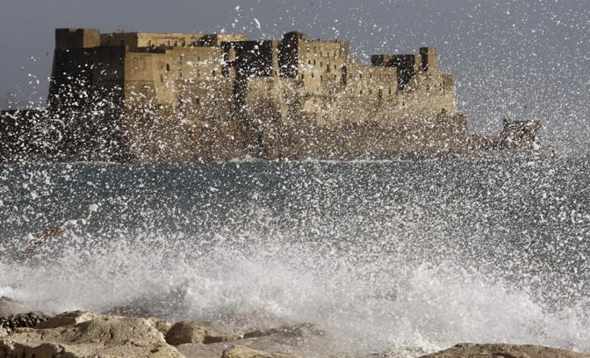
[0, 28, 541, 162]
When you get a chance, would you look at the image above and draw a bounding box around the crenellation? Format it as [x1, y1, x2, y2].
[56, 28, 101, 49]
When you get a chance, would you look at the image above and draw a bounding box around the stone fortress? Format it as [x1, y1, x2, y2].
[0, 28, 541, 162]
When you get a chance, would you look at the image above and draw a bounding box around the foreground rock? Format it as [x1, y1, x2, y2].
[222, 345, 299, 358]
[419, 344, 590, 358]
[1, 308, 589, 358]
[0, 311, 49, 332]
[0, 311, 183, 357]
[166, 320, 240, 345]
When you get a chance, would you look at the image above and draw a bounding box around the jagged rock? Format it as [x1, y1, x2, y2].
[0, 313, 184, 357]
[419, 344, 590, 358]
[0, 311, 50, 332]
[147, 317, 175, 336]
[178, 322, 334, 358]
[177, 342, 233, 358]
[222, 345, 300, 358]
[165, 320, 240, 345]
[243, 322, 324, 339]
[35, 310, 98, 329]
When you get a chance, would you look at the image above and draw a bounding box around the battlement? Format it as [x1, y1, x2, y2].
[55, 28, 101, 49]
[55, 29, 249, 51]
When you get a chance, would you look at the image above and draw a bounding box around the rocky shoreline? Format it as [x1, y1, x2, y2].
[0, 297, 588, 358]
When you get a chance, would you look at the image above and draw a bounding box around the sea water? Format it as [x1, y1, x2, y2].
[0, 158, 589, 353]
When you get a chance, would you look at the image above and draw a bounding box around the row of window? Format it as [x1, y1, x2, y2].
[303, 47, 342, 59]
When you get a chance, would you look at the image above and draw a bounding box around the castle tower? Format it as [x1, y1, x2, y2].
[419, 47, 438, 72]
[55, 28, 101, 49]
[279, 32, 305, 78]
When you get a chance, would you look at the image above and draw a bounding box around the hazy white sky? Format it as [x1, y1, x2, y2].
[1, 0, 589, 150]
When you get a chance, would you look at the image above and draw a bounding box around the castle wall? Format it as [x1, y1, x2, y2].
[42, 28, 467, 162]
[49, 45, 126, 160]
[122, 46, 236, 161]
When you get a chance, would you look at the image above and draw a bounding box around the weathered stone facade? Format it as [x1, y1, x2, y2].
[1, 28, 540, 162]
[41, 28, 468, 161]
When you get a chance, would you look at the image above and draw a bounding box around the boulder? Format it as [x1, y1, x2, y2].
[36, 310, 98, 329]
[177, 342, 233, 358]
[165, 320, 240, 345]
[0, 311, 49, 331]
[147, 316, 175, 336]
[0, 313, 184, 357]
[178, 322, 332, 358]
[222, 345, 300, 358]
[419, 344, 590, 358]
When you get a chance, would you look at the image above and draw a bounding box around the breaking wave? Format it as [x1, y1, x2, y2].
[1, 160, 590, 354]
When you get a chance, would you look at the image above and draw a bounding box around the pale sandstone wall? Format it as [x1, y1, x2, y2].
[46, 28, 466, 162]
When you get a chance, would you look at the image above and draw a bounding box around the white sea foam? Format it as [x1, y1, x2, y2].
[1, 227, 588, 354]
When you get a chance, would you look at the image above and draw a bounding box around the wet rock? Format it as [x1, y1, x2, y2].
[243, 322, 324, 339]
[35, 310, 98, 329]
[0, 314, 184, 357]
[178, 322, 334, 358]
[419, 344, 590, 358]
[165, 320, 241, 345]
[147, 316, 175, 336]
[177, 342, 233, 358]
[222, 345, 300, 358]
[0, 311, 50, 332]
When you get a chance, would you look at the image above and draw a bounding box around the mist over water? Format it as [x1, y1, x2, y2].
[1, 159, 589, 353]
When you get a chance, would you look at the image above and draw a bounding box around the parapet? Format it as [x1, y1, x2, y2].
[372, 54, 419, 89]
[55, 28, 101, 49]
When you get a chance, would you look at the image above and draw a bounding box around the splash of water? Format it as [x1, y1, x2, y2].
[1, 224, 588, 354]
